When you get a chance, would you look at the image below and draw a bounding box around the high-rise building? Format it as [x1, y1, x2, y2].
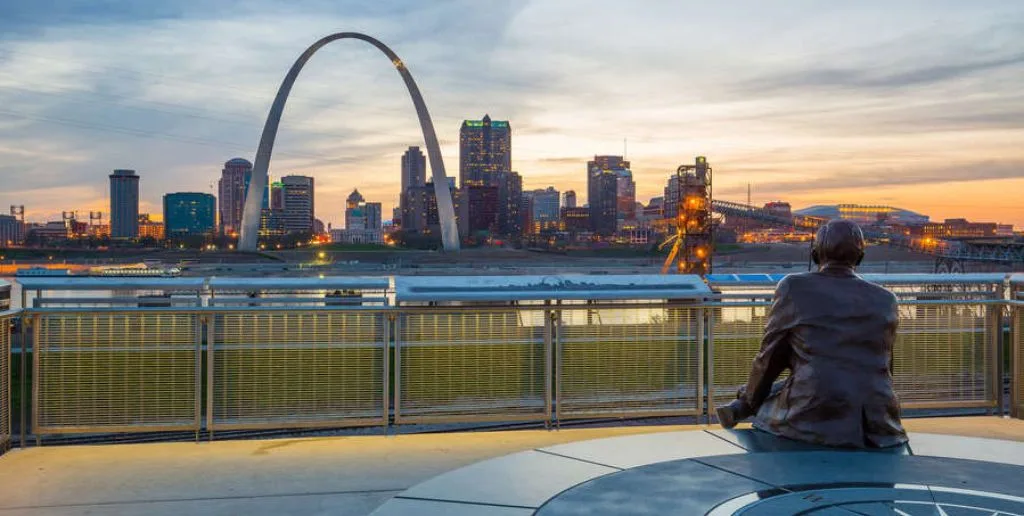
[218, 158, 253, 236]
[258, 180, 286, 237]
[527, 187, 560, 233]
[615, 168, 636, 229]
[587, 156, 629, 236]
[281, 175, 314, 233]
[0, 214, 22, 245]
[270, 181, 284, 210]
[459, 115, 511, 188]
[401, 146, 427, 193]
[365, 202, 382, 231]
[498, 171, 522, 236]
[164, 192, 216, 238]
[460, 115, 512, 236]
[461, 185, 500, 234]
[400, 146, 427, 229]
[664, 174, 680, 220]
[109, 169, 139, 239]
[563, 190, 577, 209]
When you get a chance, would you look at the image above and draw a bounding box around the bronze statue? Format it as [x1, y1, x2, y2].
[716, 219, 908, 448]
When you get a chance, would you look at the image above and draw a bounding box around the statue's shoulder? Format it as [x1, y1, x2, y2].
[778, 272, 814, 288]
[854, 275, 900, 304]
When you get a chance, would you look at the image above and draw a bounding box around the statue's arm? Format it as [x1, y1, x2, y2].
[887, 298, 899, 376]
[737, 280, 795, 417]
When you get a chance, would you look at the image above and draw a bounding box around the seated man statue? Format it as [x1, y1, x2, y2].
[716, 219, 908, 448]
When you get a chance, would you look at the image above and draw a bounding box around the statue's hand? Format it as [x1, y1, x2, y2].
[736, 386, 747, 400]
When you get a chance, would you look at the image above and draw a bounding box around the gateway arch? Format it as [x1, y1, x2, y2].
[238, 32, 460, 252]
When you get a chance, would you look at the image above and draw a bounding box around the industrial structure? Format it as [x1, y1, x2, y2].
[661, 157, 713, 274]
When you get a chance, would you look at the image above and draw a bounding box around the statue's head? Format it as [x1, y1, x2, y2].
[812, 219, 865, 269]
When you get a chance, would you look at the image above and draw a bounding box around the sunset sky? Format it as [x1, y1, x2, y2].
[1, 1, 1022, 228]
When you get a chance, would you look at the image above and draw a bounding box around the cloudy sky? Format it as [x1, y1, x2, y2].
[1, 0, 1022, 228]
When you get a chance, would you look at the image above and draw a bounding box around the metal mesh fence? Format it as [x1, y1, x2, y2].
[557, 305, 701, 419]
[396, 310, 548, 423]
[34, 312, 200, 433]
[210, 311, 386, 430]
[709, 301, 996, 412]
[709, 303, 779, 409]
[0, 313, 11, 451]
[892, 303, 993, 408]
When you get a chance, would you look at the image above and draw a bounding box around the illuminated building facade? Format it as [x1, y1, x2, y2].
[796, 204, 928, 226]
[137, 214, 166, 240]
[587, 156, 630, 236]
[615, 168, 636, 231]
[499, 171, 522, 236]
[560, 207, 590, 235]
[87, 224, 110, 239]
[29, 221, 72, 242]
[921, 218, 999, 239]
[163, 193, 215, 238]
[459, 115, 512, 236]
[459, 115, 511, 188]
[218, 158, 252, 236]
[281, 175, 315, 233]
[526, 187, 561, 233]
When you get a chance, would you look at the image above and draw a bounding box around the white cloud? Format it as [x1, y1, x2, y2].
[0, 0, 1022, 227]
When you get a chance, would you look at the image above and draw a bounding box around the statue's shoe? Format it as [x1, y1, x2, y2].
[716, 405, 737, 429]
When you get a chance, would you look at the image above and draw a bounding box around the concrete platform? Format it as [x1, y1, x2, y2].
[0, 418, 1021, 515]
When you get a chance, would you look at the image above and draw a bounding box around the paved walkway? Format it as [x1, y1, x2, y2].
[0, 418, 1021, 515]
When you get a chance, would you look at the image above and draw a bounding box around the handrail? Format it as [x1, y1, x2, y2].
[2, 274, 1021, 446]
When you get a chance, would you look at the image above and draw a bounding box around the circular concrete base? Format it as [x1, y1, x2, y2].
[371, 430, 1024, 515]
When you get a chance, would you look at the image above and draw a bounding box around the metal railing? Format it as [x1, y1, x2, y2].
[1012, 274, 1023, 419]
[557, 303, 702, 420]
[32, 310, 201, 434]
[1, 273, 1020, 444]
[208, 309, 388, 431]
[396, 308, 548, 424]
[1, 311, 13, 452]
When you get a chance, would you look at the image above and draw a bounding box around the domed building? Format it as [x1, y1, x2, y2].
[795, 204, 929, 226]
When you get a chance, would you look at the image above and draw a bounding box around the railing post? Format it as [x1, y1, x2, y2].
[195, 313, 206, 442]
[706, 308, 715, 425]
[1, 313, 9, 454]
[31, 314, 39, 447]
[384, 313, 394, 431]
[1013, 304, 1021, 419]
[205, 313, 216, 440]
[18, 313, 28, 449]
[544, 305, 556, 429]
[696, 306, 705, 424]
[553, 303, 562, 428]
[393, 312, 402, 425]
[990, 303, 1002, 416]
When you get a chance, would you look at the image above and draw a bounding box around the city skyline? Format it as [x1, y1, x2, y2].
[1, 2, 1022, 227]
